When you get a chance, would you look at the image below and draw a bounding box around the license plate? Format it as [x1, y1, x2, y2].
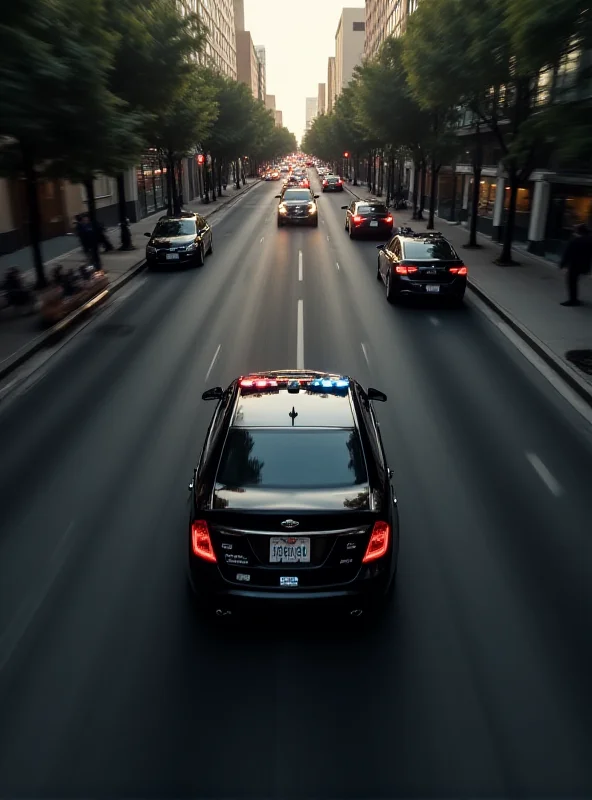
[370, 221, 379, 227]
[426, 284, 440, 293]
[270, 537, 310, 563]
[166, 253, 179, 260]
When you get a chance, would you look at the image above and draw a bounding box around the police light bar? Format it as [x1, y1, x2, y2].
[238, 375, 350, 395]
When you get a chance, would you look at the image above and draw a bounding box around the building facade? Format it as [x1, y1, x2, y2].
[305, 97, 318, 131]
[255, 45, 266, 102]
[275, 110, 283, 127]
[236, 30, 259, 98]
[327, 56, 336, 113]
[335, 8, 366, 99]
[265, 94, 276, 113]
[318, 83, 326, 115]
[192, 0, 237, 79]
[364, 0, 388, 59]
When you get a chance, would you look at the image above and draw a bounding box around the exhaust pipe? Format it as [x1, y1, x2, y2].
[350, 608, 363, 617]
[215, 608, 232, 617]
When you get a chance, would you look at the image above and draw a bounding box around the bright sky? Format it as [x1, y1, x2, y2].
[244, 0, 364, 142]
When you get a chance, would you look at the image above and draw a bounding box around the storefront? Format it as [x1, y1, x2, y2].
[136, 151, 167, 219]
[545, 183, 592, 259]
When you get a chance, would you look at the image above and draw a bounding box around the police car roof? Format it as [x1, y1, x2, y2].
[232, 374, 355, 429]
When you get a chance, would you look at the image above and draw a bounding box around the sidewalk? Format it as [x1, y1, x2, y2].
[0, 180, 259, 380]
[346, 184, 592, 398]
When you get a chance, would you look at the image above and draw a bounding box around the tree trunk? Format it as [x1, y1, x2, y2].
[367, 151, 372, 190]
[116, 172, 133, 250]
[211, 160, 217, 201]
[354, 153, 359, 186]
[169, 155, 180, 215]
[498, 167, 519, 265]
[427, 158, 439, 229]
[165, 156, 173, 215]
[235, 158, 241, 190]
[177, 160, 184, 209]
[83, 178, 102, 270]
[217, 161, 223, 195]
[21, 149, 46, 289]
[417, 160, 427, 220]
[412, 159, 420, 220]
[203, 164, 210, 204]
[467, 166, 482, 247]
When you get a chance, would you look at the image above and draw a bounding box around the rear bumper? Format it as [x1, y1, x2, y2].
[393, 275, 467, 297]
[351, 224, 393, 238]
[322, 186, 344, 191]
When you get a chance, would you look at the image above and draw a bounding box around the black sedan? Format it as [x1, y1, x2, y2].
[321, 175, 344, 192]
[145, 214, 213, 269]
[187, 370, 399, 618]
[342, 199, 393, 239]
[276, 188, 319, 227]
[377, 228, 468, 304]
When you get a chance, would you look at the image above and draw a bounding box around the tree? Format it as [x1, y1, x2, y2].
[0, 0, 129, 286]
[147, 66, 217, 214]
[103, 0, 208, 247]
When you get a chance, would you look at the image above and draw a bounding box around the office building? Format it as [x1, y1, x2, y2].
[191, 0, 237, 79]
[275, 110, 283, 127]
[265, 94, 276, 113]
[327, 56, 336, 113]
[365, 0, 420, 55]
[318, 83, 326, 115]
[236, 30, 259, 98]
[335, 8, 365, 99]
[305, 97, 318, 131]
[255, 45, 266, 102]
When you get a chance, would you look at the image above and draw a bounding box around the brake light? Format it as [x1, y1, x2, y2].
[363, 521, 390, 563]
[449, 265, 468, 275]
[395, 264, 418, 274]
[352, 215, 362, 223]
[337, 180, 343, 185]
[323, 180, 328, 186]
[191, 520, 217, 563]
[385, 216, 393, 224]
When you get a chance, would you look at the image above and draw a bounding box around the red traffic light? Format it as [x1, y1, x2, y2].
[196, 154, 205, 165]
[343, 152, 349, 158]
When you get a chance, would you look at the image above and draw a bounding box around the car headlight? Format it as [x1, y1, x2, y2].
[186, 241, 199, 252]
[308, 203, 317, 214]
[146, 245, 157, 254]
[278, 204, 288, 215]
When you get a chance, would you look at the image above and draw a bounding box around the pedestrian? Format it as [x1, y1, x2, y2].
[74, 214, 92, 256]
[560, 223, 592, 306]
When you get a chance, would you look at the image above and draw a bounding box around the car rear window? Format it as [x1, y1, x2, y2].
[282, 190, 312, 202]
[403, 239, 459, 260]
[216, 429, 367, 489]
[357, 204, 388, 215]
[153, 220, 196, 236]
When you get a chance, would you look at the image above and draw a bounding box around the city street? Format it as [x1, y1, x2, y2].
[1, 173, 592, 797]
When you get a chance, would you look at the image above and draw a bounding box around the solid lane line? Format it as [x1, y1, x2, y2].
[205, 344, 221, 382]
[336, 261, 340, 271]
[326, 235, 330, 242]
[298, 250, 303, 282]
[297, 300, 304, 369]
[361, 342, 370, 367]
[525, 452, 564, 497]
[260, 236, 264, 243]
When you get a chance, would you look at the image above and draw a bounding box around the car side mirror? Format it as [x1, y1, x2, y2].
[376, 244, 385, 250]
[368, 387, 387, 402]
[341, 206, 348, 209]
[144, 232, 151, 237]
[314, 194, 319, 199]
[275, 195, 281, 198]
[202, 387, 223, 401]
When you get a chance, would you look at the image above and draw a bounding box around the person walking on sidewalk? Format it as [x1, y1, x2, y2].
[560, 223, 592, 306]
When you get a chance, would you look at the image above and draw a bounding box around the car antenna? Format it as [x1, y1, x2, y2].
[289, 406, 298, 427]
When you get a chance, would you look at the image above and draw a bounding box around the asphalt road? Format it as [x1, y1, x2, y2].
[1, 172, 592, 798]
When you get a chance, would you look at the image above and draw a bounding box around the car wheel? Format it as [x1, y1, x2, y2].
[386, 270, 398, 303]
[207, 235, 213, 255]
[348, 224, 355, 239]
[376, 260, 382, 281]
[311, 218, 318, 227]
[277, 217, 283, 227]
[196, 243, 205, 267]
[344, 218, 349, 231]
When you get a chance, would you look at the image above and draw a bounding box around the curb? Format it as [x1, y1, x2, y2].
[0, 181, 259, 384]
[467, 278, 592, 408]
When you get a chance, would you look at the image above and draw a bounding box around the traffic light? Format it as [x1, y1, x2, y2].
[196, 154, 205, 165]
[344, 152, 349, 158]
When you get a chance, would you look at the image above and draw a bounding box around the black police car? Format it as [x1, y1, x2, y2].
[276, 188, 319, 227]
[144, 213, 213, 269]
[188, 370, 399, 617]
[377, 228, 467, 304]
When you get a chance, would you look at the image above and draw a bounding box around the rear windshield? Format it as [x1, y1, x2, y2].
[403, 239, 458, 260]
[326, 176, 339, 181]
[216, 428, 367, 489]
[282, 190, 312, 202]
[153, 220, 196, 237]
[357, 204, 388, 215]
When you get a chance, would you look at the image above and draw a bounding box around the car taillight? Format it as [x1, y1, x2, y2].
[323, 180, 328, 186]
[353, 215, 362, 223]
[395, 264, 418, 274]
[191, 520, 217, 563]
[449, 265, 468, 275]
[337, 180, 343, 185]
[385, 216, 393, 223]
[363, 521, 390, 563]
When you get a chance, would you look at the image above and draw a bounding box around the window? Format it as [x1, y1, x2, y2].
[353, 21, 365, 31]
[357, 204, 389, 215]
[282, 190, 313, 202]
[153, 219, 196, 236]
[403, 239, 459, 260]
[216, 429, 368, 489]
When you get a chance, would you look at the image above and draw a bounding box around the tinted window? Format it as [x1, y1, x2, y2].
[403, 239, 459, 260]
[353, 21, 365, 31]
[282, 190, 312, 202]
[216, 429, 367, 489]
[357, 204, 388, 215]
[153, 220, 196, 237]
